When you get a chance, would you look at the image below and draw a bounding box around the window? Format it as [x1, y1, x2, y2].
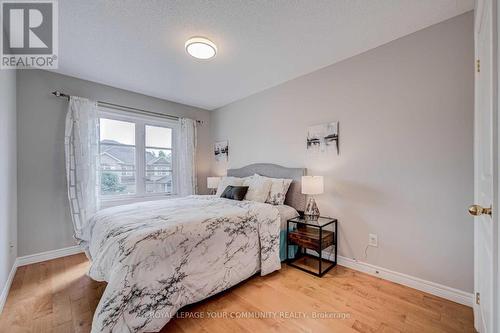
[98, 109, 177, 201]
[145, 125, 173, 194]
[99, 118, 136, 196]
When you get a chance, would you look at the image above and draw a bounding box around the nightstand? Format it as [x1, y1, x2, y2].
[286, 216, 337, 277]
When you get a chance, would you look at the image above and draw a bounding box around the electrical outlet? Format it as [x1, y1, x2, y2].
[368, 234, 378, 247]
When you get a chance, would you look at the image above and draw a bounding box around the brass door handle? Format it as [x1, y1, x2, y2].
[468, 204, 492, 216]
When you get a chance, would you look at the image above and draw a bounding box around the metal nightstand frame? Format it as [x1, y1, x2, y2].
[286, 217, 337, 277]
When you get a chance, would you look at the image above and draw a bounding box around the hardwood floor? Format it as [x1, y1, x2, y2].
[0, 254, 474, 332]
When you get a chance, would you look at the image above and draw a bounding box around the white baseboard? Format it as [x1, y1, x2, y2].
[337, 256, 474, 307]
[0, 262, 18, 314]
[16, 245, 83, 267]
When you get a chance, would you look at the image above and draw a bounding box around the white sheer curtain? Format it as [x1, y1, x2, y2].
[64, 96, 100, 254]
[177, 118, 197, 196]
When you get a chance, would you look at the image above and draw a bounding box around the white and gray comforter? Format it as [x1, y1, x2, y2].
[86, 195, 281, 333]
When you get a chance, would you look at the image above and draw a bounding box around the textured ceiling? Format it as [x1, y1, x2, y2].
[54, 0, 474, 110]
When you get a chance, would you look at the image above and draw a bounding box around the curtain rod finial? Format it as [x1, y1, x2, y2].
[52, 91, 70, 100]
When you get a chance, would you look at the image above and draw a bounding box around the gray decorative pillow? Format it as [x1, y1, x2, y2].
[220, 186, 249, 201]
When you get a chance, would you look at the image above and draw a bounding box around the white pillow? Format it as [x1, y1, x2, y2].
[243, 174, 273, 203]
[216, 176, 244, 196]
[264, 177, 293, 205]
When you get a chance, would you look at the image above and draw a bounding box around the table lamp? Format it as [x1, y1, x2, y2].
[302, 176, 324, 217]
[207, 177, 221, 195]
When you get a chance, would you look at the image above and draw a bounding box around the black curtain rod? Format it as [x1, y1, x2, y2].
[51, 91, 204, 124]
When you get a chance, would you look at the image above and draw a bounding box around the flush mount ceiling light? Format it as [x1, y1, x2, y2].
[185, 37, 217, 60]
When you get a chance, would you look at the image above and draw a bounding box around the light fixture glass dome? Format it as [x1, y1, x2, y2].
[185, 37, 217, 60]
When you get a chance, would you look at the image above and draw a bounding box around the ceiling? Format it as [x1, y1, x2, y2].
[55, 0, 474, 110]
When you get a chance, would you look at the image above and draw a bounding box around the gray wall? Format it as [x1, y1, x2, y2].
[211, 13, 474, 292]
[17, 70, 211, 256]
[0, 70, 17, 296]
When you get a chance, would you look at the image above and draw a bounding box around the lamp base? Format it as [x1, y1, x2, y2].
[304, 197, 320, 218]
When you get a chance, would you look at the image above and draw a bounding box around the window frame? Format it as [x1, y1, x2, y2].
[98, 107, 179, 205]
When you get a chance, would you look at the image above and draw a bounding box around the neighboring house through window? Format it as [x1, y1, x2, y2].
[99, 108, 177, 202]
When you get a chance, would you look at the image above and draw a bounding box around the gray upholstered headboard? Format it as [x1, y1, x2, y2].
[227, 163, 306, 211]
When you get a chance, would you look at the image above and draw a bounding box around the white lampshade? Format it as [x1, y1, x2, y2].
[301, 176, 324, 195]
[207, 177, 221, 189]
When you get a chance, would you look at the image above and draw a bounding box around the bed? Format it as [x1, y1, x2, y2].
[85, 164, 306, 333]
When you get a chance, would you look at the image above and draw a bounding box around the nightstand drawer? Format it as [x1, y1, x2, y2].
[288, 227, 334, 251]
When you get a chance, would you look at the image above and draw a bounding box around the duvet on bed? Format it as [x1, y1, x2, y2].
[85, 195, 281, 333]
